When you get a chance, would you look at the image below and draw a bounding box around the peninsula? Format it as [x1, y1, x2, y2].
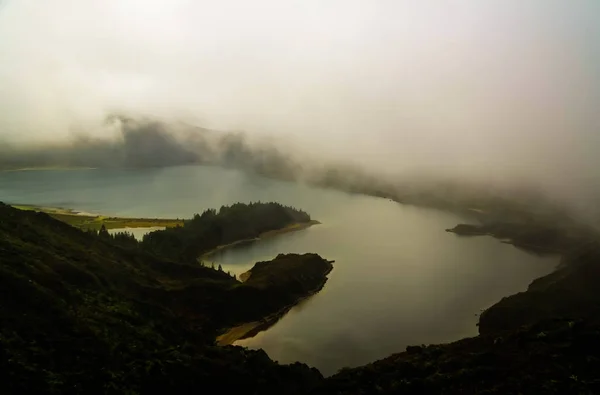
[0, 202, 330, 394]
[217, 253, 334, 345]
[10, 203, 183, 231]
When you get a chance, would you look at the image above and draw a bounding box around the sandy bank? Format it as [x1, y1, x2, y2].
[201, 220, 321, 259]
[216, 262, 333, 346]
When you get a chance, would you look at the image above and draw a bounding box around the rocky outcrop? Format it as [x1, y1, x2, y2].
[220, 254, 334, 327]
[217, 254, 334, 344]
[445, 223, 488, 235]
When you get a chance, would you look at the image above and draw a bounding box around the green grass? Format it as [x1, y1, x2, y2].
[11, 204, 183, 231]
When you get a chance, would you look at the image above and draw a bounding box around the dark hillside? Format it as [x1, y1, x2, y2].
[4, 201, 600, 394]
[141, 202, 312, 262]
[228, 253, 333, 323]
[317, 317, 600, 394]
[0, 203, 324, 394]
[318, 237, 600, 394]
[478, 242, 600, 335]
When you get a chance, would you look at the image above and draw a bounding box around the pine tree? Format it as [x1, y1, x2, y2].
[99, 224, 109, 239]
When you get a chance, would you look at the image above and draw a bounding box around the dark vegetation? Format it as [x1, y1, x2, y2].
[4, 195, 600, 394]
[95, 202, 311, 262]
[217, 254, 335, 345]
[317, 317, 600, 394]
[443, 188, 599, 252]
[316, 239, 600, 394]
[445, 221, 589, 253]
[478, 242, 600, 334]
[0, 203, 328, 394]
[234, 254, 334, 321]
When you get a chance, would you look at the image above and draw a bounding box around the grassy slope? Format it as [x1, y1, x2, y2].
[0, 203, 324, 394]
[11, 204, 183, 231]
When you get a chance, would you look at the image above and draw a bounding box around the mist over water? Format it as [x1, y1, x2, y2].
[0, 166, 559, 375]
[1, 1, 600, 218]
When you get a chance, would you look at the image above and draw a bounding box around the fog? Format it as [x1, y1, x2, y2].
[1, 1, 600, 218]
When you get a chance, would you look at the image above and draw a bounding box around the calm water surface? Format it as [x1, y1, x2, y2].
[0, 166, 559, 375]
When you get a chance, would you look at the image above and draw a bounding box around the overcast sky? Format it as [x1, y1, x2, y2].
[1, 1, 599, 195]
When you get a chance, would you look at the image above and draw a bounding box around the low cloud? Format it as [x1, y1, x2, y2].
[1, 1, 600, 224]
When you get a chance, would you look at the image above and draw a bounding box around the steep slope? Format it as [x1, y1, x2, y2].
[0, 203, 324, 394]
[478, 242, 600, 335]
[317, 318, 600, 394]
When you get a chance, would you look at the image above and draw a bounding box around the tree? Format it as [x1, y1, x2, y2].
[99, 224, 109, 239]
[218, 264, 223, 272]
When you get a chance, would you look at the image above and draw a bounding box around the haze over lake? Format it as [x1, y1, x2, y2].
[0, 166, 558, 375]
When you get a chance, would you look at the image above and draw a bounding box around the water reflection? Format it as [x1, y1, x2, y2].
[0, 166, 560, 376]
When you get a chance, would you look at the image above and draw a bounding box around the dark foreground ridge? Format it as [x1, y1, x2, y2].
[3, 202, 600, 393]
[316, 216, 600, 394]
[317, 239, 600, 394]
[0, 203, 328, 394]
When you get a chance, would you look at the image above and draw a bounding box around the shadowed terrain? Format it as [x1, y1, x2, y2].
[0, 203, 329, 394]
[3, 200, 600, 394]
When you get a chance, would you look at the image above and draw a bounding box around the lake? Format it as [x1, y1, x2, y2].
[0, 165, 559, 375]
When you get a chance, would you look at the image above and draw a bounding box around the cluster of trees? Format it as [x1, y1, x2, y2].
[92, 202, 311, 264]
[198, 260, 237, 280]
[88, 225, 139, 249]
[141, 202, 310, 262]
[0, 203, 322, 394]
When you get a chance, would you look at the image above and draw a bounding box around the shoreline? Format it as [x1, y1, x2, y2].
[10, 203, 183, 231]
[9, 203, 319, 238]
[445, 224, 568, 255]
[201, 220, 321, 259]
[1, 166, 97, 172]
[216, 264, 333, 346]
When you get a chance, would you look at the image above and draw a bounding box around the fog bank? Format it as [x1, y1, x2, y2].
[1, 1, 600, 221]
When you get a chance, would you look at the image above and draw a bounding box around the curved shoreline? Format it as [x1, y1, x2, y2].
[10, 204, 183, 231]
[216, 263, 333, 346]
[200, 220, 321, 259]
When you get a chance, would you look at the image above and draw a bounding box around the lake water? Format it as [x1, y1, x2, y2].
[0, 166, 559, 375]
